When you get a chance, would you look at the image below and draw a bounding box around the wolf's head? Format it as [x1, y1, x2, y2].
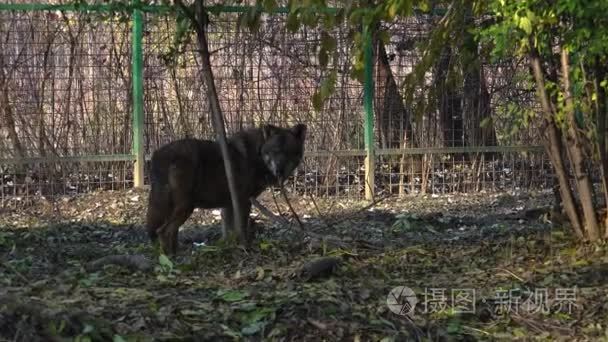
[260, 123, 307, 183]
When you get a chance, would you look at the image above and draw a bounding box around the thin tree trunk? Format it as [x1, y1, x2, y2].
[0, 22, 26, 158]
[434, 47, 463, 148]
[35, 28, 59, 158]
[61, 16, 78, 155]
[461, 14, 496, 148]
[0, 43, 25, 159]
[374, 37, 410, 149]
[181, 0, 246, 244]
[592, 59, 608, 237]
[109, 25, 132, 153]
[529, 51, 585, 239]
[560, 49, 600, 240]
[398, 130, 408, 197]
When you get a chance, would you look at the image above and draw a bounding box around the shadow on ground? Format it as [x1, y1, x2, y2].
[1, 189, 606, 341]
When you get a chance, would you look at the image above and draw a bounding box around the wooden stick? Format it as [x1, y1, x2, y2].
[250, 197, 289, 225]
[280, 186, 305, 230]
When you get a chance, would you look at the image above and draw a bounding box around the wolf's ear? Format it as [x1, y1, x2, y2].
[262, 124, 280, 140]
[291, 124, 307, 142]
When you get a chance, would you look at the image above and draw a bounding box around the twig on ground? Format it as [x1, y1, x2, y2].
[494, 268, 525, 282]
[251, 194, 347, 248]
[280, 186, 305, 230]
[307, 318, 329, 330]
[308, 192, 333, 228]
[250, 197, 289, 225]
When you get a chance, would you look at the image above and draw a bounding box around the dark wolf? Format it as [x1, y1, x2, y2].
[146, 124, 307, 254]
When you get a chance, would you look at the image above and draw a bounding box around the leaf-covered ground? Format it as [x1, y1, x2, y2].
[1, 189, 607, 341]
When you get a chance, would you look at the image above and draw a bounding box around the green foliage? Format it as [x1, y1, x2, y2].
[160, 13, 194, 66]
[400, 1, 483, 123]
[156, 254, 181, 282]
[446, 317, 463, 335]
[312, 69, 337, 112]
[217, 289, 249, 302]
[157, 254, 174, 273]
[78, 271, 101, 288]
[238, 5, 263, 31]
[113, 335, 128, 342]
[63, 0, 608, 147]
[238, 306, 275, 335]
[319, 30, 337, 67]
[279, 0, 430, 108]
[63, 0, 432, 112]
[0, 232, 11, 247]
[493, 103, 537, 142]
[391, 213, 417, 232]
[478, 0, 608, 143]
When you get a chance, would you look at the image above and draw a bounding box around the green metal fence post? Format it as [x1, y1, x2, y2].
[132, 1, 145, 187]
[363, 24, 375, 201]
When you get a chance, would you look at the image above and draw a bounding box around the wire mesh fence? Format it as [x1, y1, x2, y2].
[142, 12, 365, 149]
[0, 4, 553, 208]
[0, 9, 135, 206]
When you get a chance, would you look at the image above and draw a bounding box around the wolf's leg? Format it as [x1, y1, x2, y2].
[221, 205, 234, 240]
[157, 160, 195, 255]
[222, 200, 251, 244]
[146, 188, 171, 243]
[236, 200, 252, 245]
[159, 203, 193, 254]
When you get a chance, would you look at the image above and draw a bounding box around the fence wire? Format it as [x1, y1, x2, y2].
[1, 7, 553, 208]
[0, 10, 135, 206]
